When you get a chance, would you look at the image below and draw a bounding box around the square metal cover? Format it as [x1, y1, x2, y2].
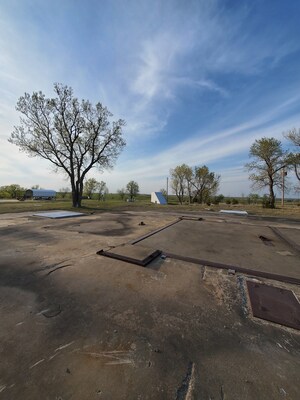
[97, 245, 161, 266]
[247, 281, 300, 330]
[33, 211, 85, 219]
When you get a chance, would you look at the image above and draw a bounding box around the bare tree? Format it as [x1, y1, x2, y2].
[246, 137, 287, 208]
[9, 83, 126, 207]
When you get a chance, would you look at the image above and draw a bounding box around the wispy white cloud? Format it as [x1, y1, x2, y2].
[173, 77, 229, 97]
[97, 109, 300, 194]
[98, 1, 300, 141]
[1, 0, 300, 196]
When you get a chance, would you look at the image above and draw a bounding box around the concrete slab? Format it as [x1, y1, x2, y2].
[33, 211, 85, 219]
[273, 227, 300, 253]
[136, 219, 300, 281]
[98, 244, 161, 266]
[0, 211, 300, 399]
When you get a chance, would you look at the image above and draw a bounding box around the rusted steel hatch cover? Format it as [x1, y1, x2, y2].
[247, 281, 300, 330]
[97, 245, 161, 266]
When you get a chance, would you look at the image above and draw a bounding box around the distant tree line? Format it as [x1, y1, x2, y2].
[0, 184, 26, 199]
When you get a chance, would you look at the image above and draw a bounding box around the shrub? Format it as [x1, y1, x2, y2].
[213, 194, 224, 204]
[262, 194, 272, 208]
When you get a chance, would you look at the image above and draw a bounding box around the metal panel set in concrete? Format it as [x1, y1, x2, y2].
[99, 216, 300, 331]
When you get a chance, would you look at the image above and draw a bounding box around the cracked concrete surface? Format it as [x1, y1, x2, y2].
[0, 211, 299, 399]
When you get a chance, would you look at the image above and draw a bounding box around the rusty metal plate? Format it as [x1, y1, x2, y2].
[97, 245, 161, 266]
[247, 281, 300, 330]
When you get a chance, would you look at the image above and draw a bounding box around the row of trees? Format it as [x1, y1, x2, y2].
[169, 131, 299, 209]
[0, 184, 25, 199]
[170, 164, 220, 204]
[83, 178, 108, 200]
[246, 130, 300, 208]
[65, 179, 140, 201]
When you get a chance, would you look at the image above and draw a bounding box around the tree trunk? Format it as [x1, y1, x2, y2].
[294, 164, 300, 181]
[72, 189, 81, 207]
[269, 178, 275, 209]
[71, 179, 82, 208]
[176, 192, 182, 204]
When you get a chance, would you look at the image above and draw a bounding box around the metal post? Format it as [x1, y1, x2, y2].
[281, 168, 285, 207]
[166, 177, 169, 203]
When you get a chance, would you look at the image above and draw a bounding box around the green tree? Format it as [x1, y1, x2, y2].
[126, 181, 139, 200]
[170, 164, 192, 204]
[284, 128, 300, 182]
[84, 178, 100, 198]
[246, 137, 287, 208]
[118, 188, 126, 200]
[97, 181, 109, 201]
[248, 193, 260, 204]
[170, 164, 220, 204]
[191, 165, 220, 203]
[213, 194, 224, 204]
[0, 187, 10, 199]
[9, 83, 126, 207]
[0, 184, 25, 199]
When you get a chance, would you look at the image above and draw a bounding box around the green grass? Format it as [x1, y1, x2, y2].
[1, 196, 300, 219]
[0, 197, 153, 214]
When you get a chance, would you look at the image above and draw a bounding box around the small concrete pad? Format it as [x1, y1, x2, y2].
[33, 211, 85, 219]
[220, 210, 248, 215]
[98, 244, 161, 266]
[247, 281, 300, 330]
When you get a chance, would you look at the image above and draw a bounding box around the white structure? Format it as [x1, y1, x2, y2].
[151, 192, 167, 205]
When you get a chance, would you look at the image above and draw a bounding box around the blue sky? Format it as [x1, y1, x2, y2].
[1, 0, 300, 196]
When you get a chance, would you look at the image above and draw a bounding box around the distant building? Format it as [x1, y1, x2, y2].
[25, 189, 56, 200]
[151, 192, 167, 205]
